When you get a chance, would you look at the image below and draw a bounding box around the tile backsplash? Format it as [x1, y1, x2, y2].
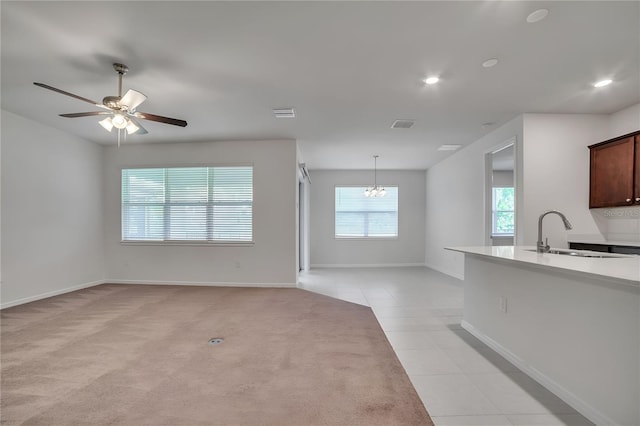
[598, 207, 640, 242]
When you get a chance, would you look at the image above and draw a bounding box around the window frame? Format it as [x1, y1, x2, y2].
[334, 184, 399, 240]
[120, 163, 255, 246]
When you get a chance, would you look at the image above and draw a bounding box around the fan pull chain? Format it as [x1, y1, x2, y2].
[117, 129, 121, 148]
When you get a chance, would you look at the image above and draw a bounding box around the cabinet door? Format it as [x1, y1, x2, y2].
[589, 136, 635, 208]
[635, 136, 640, 204]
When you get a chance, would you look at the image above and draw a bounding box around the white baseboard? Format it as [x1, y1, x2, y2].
[1, 279, 297, 309]
[107, 279, 297, 288]
[424, 261, 464, 280]
[1, 279, 106, 310]
[461, 320, 615, 426]
[310, 263, 426, 268]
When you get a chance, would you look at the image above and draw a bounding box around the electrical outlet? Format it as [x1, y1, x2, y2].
[499, 296, 508, 313]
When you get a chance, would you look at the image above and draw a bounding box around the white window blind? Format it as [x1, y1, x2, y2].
[122, 166, 253, 242]
[335, 186, 398, 238]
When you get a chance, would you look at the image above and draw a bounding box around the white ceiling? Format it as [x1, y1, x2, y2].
[1, 1, 638, 170]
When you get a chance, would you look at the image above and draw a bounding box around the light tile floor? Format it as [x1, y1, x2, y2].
[298, 267, 594, 426]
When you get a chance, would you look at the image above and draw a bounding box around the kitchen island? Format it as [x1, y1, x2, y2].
[447, 246, 639, 426]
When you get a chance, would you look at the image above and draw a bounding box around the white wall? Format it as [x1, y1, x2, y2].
[425, 109, 640, 278]
[310, 169, 425, 267]
[521, 114, 610, 247]
[425, 116, 524, 279]
[296, 147, 311, 272]
[521, 107, 640, 245]
[609, 102, 640, 136]
[492, 171, 513, 187]
[1, 111, 3, 291]
[301, 177, 311, 271]
[103, 139, 298, 286]
[1, 110, 105, 308]
[599, 102, 640, 243]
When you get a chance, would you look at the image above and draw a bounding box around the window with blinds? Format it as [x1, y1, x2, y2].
[121, 166, 253, 243]
[335, 186, 398, 238]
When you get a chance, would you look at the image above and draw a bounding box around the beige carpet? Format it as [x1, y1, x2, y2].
[1, 284, 433, 425]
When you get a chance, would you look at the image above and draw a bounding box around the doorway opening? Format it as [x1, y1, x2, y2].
[485, 138, 517, 246]
[299, 180, 305, 271]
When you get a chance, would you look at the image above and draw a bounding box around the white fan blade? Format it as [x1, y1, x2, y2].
[121, 89, 147, 111]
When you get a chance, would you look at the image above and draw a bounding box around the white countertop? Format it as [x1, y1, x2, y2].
[446, 246, 640, 285]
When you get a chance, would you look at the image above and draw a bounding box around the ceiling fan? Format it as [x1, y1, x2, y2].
[34, 63, 187, 144]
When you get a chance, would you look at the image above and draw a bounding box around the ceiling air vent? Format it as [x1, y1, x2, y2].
[437, 144, 462, 151]
[273, 108, 295, 118]
[391, 119, 415, 129]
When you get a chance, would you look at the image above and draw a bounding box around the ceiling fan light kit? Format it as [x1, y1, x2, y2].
[98, 117, 114, 132]
[111, 113, 128, 129]
[34, 62, 187, 146]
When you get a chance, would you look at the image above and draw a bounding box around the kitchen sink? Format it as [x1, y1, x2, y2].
[525, 248, 630, 258]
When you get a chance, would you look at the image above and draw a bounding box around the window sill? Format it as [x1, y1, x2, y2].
[120, 240, 255, 247]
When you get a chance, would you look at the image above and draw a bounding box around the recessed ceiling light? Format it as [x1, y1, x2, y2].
[593, 79, 613, 88]
[482, 58, 499, 68]
[437, 144, 462, 151]
[424, 76, 440, 85]
[273, 107, 295, 118]
[526, 9, 549, 23]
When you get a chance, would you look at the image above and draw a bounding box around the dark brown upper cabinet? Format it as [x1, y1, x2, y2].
[589, 131, 640, 208]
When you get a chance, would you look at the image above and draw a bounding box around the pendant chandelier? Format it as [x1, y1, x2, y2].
[364, 155, 386, 197]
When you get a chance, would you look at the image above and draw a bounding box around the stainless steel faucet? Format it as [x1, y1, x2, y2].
[537, 210, 573, 253]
